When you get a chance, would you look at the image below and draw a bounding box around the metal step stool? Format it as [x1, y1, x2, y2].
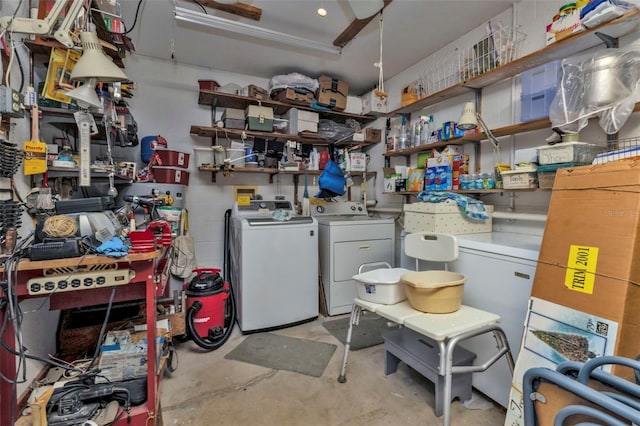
[383, 327, 477, 417]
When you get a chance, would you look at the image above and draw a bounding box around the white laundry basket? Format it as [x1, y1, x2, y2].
[352, 263, 411, 304]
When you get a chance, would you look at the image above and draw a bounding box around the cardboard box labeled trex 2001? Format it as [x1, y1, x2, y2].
[505, 161, 640, 424]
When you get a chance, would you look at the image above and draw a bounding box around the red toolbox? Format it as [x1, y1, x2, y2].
[152, 149, 190, 168]
[152, 167, 190, 185]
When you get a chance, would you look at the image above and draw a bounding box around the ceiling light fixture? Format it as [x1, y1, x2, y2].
[318, 0, 327, 17]
[174, 6, 341, 56]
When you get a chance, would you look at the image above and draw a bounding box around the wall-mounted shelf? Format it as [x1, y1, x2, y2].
[190, 125, 380, 148]
[391, 9, 640, 115]
[383, 118, 552, 157]
[385, 188, 549, 196]
[198, 90, 379, 124]
[199, 165, 375, 183]
[47, 166, 133, 182]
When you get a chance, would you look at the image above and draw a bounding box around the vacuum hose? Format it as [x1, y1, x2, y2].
[186, 298, 235, 351]
[184, 208, 237, 350]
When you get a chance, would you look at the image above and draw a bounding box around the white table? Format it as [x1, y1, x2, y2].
[337, 299, 515, 426]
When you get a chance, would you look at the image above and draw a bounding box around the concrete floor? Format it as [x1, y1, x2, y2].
[160, 314, 507, 426]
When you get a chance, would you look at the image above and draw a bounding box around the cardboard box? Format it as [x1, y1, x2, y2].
[362, 90, 388, 115]
[316, 75, 348, 110]
[241, 84, 268, 100]
[529, 162, 640, 369]
[545, 9, 585, 45]
[401, 83, 420, 107]
[349, 152, 367, 172]
[245, 105, 274, 132]
[506, 161, 640, 425]
[345, 95, 362, 114]
[272, 88, 314, 106]
[364, 128, 381, 143]
[284, 108, 319, 134]
[403, 201, 493, 234]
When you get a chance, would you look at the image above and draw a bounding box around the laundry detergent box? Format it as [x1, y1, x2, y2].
[403, 200, 493, 234]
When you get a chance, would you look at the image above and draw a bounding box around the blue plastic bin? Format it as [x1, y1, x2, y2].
[521, 87, 557, 122]
[521, 60, 562, 96]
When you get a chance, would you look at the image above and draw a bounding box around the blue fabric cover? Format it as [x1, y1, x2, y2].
[416, 191, 490, 221]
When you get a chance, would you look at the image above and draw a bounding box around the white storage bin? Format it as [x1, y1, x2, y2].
[536, 142, 603, 165]
[403, 201, 493, 235]
[501, 167, 538, 189]
[352, 267, 411, 304]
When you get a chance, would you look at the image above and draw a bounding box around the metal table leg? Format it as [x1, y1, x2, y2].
[441, 324, 514, 426]
[337, 304, 363, 383]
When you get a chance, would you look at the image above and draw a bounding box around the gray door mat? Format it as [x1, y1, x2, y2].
[322, 315, 399, 351]
[224, 333, 337, 378]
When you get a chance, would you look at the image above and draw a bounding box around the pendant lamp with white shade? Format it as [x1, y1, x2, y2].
[66, 78, 102, 109]
[70, 30, 128, 83]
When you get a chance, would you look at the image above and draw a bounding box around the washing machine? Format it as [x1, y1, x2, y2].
[229, 200, 318, 333]
[312, 201, 396, 316]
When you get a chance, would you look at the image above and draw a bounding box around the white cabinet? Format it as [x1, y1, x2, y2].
[449, 246, 537, 408]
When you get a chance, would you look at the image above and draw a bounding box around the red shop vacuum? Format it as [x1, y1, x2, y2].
[184, 268, 235, 350]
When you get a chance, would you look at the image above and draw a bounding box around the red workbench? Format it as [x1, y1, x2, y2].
[0, 250, 170, 425]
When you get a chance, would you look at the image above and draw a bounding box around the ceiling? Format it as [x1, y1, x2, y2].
[120, 0, 515, 95]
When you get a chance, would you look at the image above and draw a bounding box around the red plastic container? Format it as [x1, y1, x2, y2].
[152, 167, 190, 185]
[152, 149, 190, 168]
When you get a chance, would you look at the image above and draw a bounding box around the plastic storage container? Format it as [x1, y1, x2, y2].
[521, 86, 556, 122]
[501, 167, 539, 189]
[521, 60, 562, 95]
[153, 149, 190, 169]
[152, 167, 190, 185]
[352, 267, 412, 304]
[536, 162, 581, 189]
[536, 142, 603, 165]
[400, 270, 466, 313]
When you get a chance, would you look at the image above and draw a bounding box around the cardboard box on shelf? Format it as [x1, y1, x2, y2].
[241, 84, 269, 100]
[364, 128, 382, 143]
[316, 75, 348, 110]
[545, 9, 584, 45]
[345, 95, 363, 114]
[401, 83, 420, 107]
[272, 88, 314, 106]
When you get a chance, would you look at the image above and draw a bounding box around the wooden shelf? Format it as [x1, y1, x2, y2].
[190, 125, 380, 147]
[383, 118, 552, 157]
[199, 165, 375, 183]
[197, 90, 379, 124]
[391, 9, 640, 115]
[386, 188, 550, 195]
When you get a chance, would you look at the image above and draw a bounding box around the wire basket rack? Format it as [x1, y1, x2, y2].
[592, 136, 640, 164]
[414, 24, 527, 98]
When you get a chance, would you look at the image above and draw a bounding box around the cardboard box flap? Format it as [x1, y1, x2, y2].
[555, 161, 640, 190]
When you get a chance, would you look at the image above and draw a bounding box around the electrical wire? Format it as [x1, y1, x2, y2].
[88, 286, 117, 369]
[123, 0, 145, 35]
